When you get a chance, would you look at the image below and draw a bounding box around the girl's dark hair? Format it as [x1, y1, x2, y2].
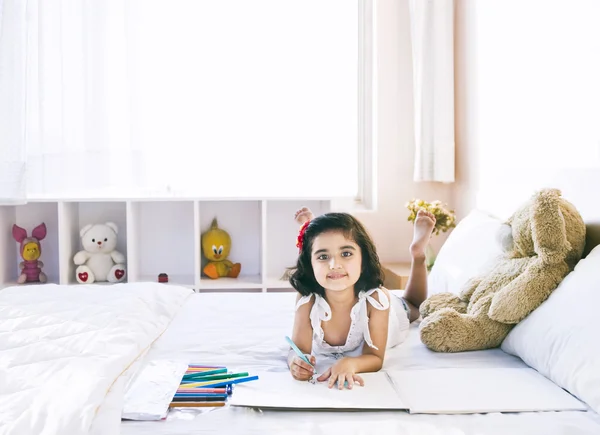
[289, 212, 384, 298]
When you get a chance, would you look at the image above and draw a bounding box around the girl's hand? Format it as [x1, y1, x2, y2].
[288, 353, 316, 381]
[316, 357, 364, 389]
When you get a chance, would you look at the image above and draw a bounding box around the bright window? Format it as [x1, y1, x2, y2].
[2, 0, 373, 201]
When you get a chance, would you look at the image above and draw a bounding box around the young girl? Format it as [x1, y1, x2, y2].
[287, 207, 435, 390]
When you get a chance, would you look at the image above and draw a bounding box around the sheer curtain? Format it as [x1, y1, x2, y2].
[0, 0, 360, 201]
[0, 0, 138, 201]
[408, 0, 455, 183]
[0, 0, 28, 203]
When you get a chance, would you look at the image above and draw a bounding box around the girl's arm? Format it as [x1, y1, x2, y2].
[288, 293, 316, 380]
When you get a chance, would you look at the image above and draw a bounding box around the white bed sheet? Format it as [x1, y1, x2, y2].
[120, 291, 600, 435]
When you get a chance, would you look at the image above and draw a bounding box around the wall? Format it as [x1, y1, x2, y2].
[356, 0, 600, 262]
[454, 0, 600, 253]
[355, 0, 454, 263]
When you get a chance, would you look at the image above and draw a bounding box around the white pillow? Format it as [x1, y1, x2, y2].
[428, 209, 504, 295]
[501, 244, 600, 413]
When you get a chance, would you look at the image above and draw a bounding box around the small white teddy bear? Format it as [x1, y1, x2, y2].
[73, 222, 126, 284]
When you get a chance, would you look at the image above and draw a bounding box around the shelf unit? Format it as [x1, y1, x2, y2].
[0, 198, 331, 292]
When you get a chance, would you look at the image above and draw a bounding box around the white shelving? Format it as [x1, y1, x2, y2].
[0, 199, 331, 292]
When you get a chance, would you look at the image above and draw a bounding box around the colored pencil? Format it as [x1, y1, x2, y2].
[185, 367, 226, 372]
[176, 388, 227, 394]
[187, 365, 226, 369]
[173, 393, 228, 399]
[172, 396, 226, 402]
[185, 375, 259, 389]
[182, 368, 228, 378]
[169, 401, 226, 408]
[181, 372, 249, 383]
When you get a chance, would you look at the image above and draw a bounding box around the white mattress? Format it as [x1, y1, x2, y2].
[120, 291, 600, 435]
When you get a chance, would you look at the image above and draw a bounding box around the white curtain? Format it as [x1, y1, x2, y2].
[0, 0, 28, 203]
[0, 0, 360, 201]
[1, 0, 139, 201]
[408, 0, 455, 183]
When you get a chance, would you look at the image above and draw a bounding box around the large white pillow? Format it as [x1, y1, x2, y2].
[428, 209, 504, 295]
[501, 244, 600, 413]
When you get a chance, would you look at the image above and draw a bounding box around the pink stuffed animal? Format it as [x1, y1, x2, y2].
[12, 223, 48, 284]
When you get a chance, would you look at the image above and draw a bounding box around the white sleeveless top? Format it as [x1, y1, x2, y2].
[295, 288, 410, 358]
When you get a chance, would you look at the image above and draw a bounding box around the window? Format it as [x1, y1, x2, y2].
[4, 0, 374, 203]
[127, 0, 373, 201]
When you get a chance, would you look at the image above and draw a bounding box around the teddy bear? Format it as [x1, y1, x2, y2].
[73, 222, 126, 284]
[419, 188, 586, 353]
[201, 217, 241, 279]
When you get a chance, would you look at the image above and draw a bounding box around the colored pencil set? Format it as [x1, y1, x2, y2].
[169, 364, 259, 408]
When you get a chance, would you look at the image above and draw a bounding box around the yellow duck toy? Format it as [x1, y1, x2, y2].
[201, 217, 241, 279]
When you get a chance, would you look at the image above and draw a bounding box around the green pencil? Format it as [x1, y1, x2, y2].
[182, 368, 228, 379]
[181, 372, 249, 383]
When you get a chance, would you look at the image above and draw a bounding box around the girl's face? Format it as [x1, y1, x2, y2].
[310, 230, 362, 293]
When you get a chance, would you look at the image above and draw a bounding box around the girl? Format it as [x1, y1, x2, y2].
[287, 207, 435, 390]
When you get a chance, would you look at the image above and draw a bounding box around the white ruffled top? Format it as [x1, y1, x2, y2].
[295, 288, 410, 358]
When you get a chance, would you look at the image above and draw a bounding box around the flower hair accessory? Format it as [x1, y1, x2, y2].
[296, 220, 311, 253]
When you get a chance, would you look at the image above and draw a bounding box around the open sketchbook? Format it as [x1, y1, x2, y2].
[229, 367, 586, 414]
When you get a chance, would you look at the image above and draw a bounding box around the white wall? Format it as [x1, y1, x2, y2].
[454, 0, 600, 252]
[354, 0, 454, 263]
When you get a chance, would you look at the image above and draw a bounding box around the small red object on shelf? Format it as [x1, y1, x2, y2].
[158, 273, 168, 283]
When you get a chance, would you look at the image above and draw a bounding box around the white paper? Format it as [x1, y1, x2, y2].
[229, 368, 586, 414]
[387, 367, 587, 414]
[121, 359, 189, 421]
[229, 371, 407, 410]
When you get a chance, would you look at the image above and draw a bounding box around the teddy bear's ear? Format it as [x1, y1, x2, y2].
[80, 224, 93, 238]
[105, 222, 118, 234]
[530, 189, 570, 262]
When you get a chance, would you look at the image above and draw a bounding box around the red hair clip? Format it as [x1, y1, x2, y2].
[296, 220, 311, 253]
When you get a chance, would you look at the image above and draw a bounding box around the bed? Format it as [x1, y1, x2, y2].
[3, 194, 600, 435]
[5, 284, 598, 435]
[115, 291, 600, 435]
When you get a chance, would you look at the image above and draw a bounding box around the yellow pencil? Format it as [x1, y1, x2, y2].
[183, 378, 235, 388]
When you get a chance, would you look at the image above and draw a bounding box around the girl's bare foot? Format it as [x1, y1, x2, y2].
[294, 207, 314, 225]
[409, 209, 436, 260]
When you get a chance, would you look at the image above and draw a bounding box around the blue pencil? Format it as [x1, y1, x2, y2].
[174, 393, 228, 399]
[171, 396, 226, 402]
[195, 375, 259, 389]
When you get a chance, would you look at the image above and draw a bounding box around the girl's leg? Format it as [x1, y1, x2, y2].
[404, 209, 436, 321]
[294, 207, 315, 225]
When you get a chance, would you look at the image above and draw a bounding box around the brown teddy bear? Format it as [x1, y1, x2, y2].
[419, 188, 586, 352]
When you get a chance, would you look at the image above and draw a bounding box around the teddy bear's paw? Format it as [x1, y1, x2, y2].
[17, 273, 27, 284]
[73, 251, 87, 266]
[39, 272, 47, 283]
[76, 266, 95, 284]
[420, 308, 511, 352]
[420, 293, 466, 319]
[419, 308, 466, 352]
[112, 252, 126, 264]
[227, 263, 241, 278]
[107, 265, 126, 283]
